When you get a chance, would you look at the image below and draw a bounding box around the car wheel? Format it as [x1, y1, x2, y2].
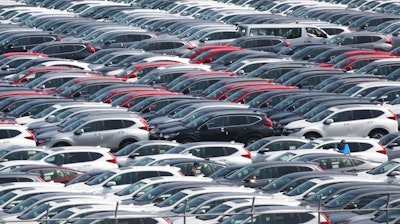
[368, 129, 388, 139]
[245, 135, 262, 146]
[304, 132, 321, 140]
[119, 140, 136, 150]
[53, 142, 71, 147]
[180, 138, 196, 144]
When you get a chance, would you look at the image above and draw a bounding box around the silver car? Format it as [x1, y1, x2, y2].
[35, 113, 149, 151]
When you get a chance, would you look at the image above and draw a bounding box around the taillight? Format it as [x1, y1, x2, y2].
[106, 152, 117, 164]
[139, 118, 149, 131]
[87, 44, 96, 53]
[241, 147, 251, 159]
[24, 129, 35, 141]
[38, 176, 46, 182]
[377, 143, 387, 154]
[57, 36, 63, 41]
[316, 165, 325, 171]
[264, 116, 273, 127]
[162, 218, 172, 224]
[284, 40, 291, 46]
[388, 109, 397, 120]
[385, 36, 393, 45]
[178, 171, 185, 176]
[319, 213, 330, 224]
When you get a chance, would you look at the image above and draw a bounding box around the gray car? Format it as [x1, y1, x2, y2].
[35, 113, 149, 151]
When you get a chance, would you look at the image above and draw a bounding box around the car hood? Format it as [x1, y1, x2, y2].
[284, 119, 311, 129]
[148, 116, 175, 126]
[36, 129, 63, 140]
[160, 125, 188, 135]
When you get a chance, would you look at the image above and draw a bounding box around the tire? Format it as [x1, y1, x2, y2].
[180, 138, 196, 144]
[304, 132, 321, 140]
[52, 142, 71, 147]
[368, 129, 388, 139]
[244, 135, 262, 146]
[119, 140, 136, 150]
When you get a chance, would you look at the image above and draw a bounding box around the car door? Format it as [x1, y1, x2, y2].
[98, 119, 127, 149]
[199, 116, 231, 141]
[0, 130, 13, 148]
[322, 110, 353, 136]
[74, 120, 104, 146]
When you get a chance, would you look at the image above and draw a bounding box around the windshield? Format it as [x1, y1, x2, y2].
[115, 181, 146, 196]
[305, 185, 341, 203]
[33, 106, 57, 119]
[247, 139, 269, 152]
[59, 119, 85, 133]
[0, 192, 16, 206]
[226, 166, 256, 180]
[367, 160, 399, 175]
[19, 203, 48, 220]
[285, 181, 317, 196]
[114, 142, 141, 156]
[29, 152, 49, 161]
[220, 214, 250, 224]
[85, 171, 116, 186]
[156, 192, 187, 208]
[185, 114, 211, 128]
[379, 133, 398, 146]
[343, 85, 362, 95]
[261, 176, 293, 192]
[25, 77, 47, 89]
[130, 157, 155, 166]
[308, 110, 334, 122]
[5, 198, 38, 214]
[48, 110, 73, 123]
[324, 192, 356, 208]
[173, 197, 206, 214]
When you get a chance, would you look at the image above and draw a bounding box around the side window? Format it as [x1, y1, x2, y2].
[224, 147, 238, 155]
[59, 44, 76, 53]
[122, 120, 135, 128]
[81, 121, 103, 133]
[205, 32, 220, 40]
[254, 167, 273, 179]
[113, 35, 127, 43]
[371, 110, 385, 117]
[227, 115, 248, 126]
[159, 42, 175, 49]
[329, 111, 352, 122]
[142, 42, 159, 51]
[352, 110, 373, 120]
[103, 120, 124, 130]
[112, 172, 134, 185]
[8, 130, 20, 138]
[204, 147, 226, 157]
[11, 37, 29, 46]
[29, 37, 47, 44]
[45, 153, 66, 165]
[41, 46, 59, 54]
[256, 39, 272, 47]
[221, 31, 239, 39]
[206, 117, 228, 128]
[88, 152, 102, 160]
[241, 40, 253, 48]
[140, 34, 153, 41]
[356, 36, 372, 44]
[158, 171, 174, 176]
[275, 166, 300, 177]
[188, 148, 204, 158]
[42, 36, 57, 43]
[287, 141, 307, 150]
[136, 171, 162, 180]
[67, 152, 90, 163]
[306, 27, 327, 38]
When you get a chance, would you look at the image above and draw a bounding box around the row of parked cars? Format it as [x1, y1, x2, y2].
[1, 0, 400, 223]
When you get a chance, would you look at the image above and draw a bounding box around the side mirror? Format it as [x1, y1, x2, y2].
[389, 170, 400, 176]
[324, 118, 334, 124]
[237, 70, 245, 76]
[105, 181, 116, 187]
[199, 124, 208, 131]
[182, 88, 190, 94]
[244, 177, 256, 183]
[105, 61, 113, 66]
[1, 65, 9, 70]
[141, 107, 151, 113]
[199, 38, 208, 43]
[74, 129, 84, 135]
[128, 153, 139, 159]
[258, 148, 270, 154]
[204, 58, 212, 63]
[6, 44, 14, 49]
[104, 41, 112, 45]
[72, 91, 81, 98]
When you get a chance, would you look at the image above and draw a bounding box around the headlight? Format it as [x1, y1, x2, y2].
[163, 132, 180, 139]
[284, 128, 303, 134]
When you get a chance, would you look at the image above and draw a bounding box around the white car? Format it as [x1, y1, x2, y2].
[0, 125, 36, 150]
[283, 104, 398, 140]
[29, 146, 119, 172]
[66, 166, 184, 194]
[164, 141, 252, 165]
[295, 137, 389, 163]
[0, 160, 49, 172]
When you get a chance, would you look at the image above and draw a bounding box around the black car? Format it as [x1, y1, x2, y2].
[228, 36, 291, 53]
[29, 41, 96, 60]
[157, 109, 274, 145]
[0, 32, 62, 54]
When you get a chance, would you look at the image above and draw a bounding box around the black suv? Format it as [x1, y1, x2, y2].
[158, 109, 274, 145]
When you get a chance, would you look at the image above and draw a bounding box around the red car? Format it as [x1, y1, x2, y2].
[92, 86, 162, 103]
[114, 61, 182, 82]
[225, 85, 299, 103]
[332, 54, 398, 71]
[11, 165, 83, 184]
[190, 47, 243, 64]
[182, 45, 239, 60]
[206, 80, 278, 100]
[111, 91, 181, 108]
[319, 50, 392, 67]
[0, 52, 48, 61]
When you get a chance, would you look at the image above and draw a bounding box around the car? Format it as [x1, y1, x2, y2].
[0, 146, 47, 161]
[35, 112, 149, 151]
[0, 32, 62, 54]
[156, 158, 226, 177]
[129, 38, 195, 56]
[227, 36, 290, 53]
[216, 161, 323, 188]
[283, 104, 399, 139]
[190, 47, 243, 64]
[66, 166, 184, 194]
[28, 146, 118, 172]
[10, 165, 82, 183]
[29, 41, 96, 60]
[379, 132, 400, 160]
[88, 31, 158, 50]
[291, 153, 381, 172]
[0, 125, 36, 150]
[6, 66, 76, 85]
[157, 109, 274, 146]
[70, 210, 172, 224]
[0, 172, 45, 183]
[248, 136, 310, 163]
[324, 31, 394, 51]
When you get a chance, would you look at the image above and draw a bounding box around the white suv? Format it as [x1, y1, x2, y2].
[0, 125, 36, 150]
[283, 104, 398, 139]
[29, 146, 119, 172]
